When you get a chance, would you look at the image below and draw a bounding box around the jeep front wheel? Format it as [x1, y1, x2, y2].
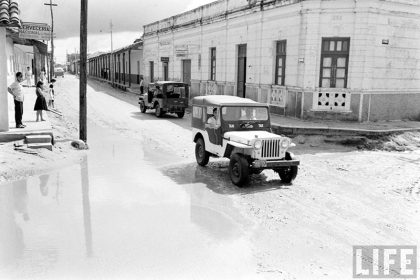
[155, 104, 163, 117]
[195, 138, 210, 166]
[275, 166, 298, 183]
[229, 154, 249, 187]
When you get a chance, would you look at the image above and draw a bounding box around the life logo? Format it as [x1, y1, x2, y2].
[353, 245, 417, 278]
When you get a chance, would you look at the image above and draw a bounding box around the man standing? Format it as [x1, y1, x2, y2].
[24, 66, 32, 87]
[139, 76, 144, 95]
[8, 72, 25, 128]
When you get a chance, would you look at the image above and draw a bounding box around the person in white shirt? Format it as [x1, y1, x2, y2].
[8, 72, 25, 128]
[24, 66, 32, 87]
[48, 79, 56, 108]
[206, 107, 220, 128]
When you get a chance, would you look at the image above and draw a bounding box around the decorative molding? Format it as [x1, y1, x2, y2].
[313, 89, 351, 112]
[270, 86, 287, 107]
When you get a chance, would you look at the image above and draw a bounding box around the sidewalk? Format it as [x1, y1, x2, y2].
[0, 83, 53, 143]
[270, 114, 420, 136]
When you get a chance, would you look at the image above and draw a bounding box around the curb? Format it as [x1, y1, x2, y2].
[271, 123, 420, 137]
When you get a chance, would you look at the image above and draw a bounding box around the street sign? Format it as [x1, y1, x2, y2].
[19, 22, 51, 41]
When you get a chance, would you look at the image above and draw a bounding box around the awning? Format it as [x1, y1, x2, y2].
[6, 29, 48, 55]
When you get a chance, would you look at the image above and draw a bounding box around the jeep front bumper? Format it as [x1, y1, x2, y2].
[252, 159, 300, 169]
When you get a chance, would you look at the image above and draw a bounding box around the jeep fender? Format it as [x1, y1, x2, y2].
[193, 133, 204, 143]
[223, 141, 250, 158]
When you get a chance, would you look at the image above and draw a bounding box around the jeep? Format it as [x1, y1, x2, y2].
[191, 96, 299, 186]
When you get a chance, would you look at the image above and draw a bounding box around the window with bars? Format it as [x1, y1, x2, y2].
[210, 47, 216, 81]
[320, 38, 350, 88]
[275, 40, 286, 86]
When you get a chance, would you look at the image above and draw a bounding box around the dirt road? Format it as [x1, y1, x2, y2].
[1, 75, 419, 279]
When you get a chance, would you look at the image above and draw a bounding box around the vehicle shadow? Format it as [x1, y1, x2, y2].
[161, 161, 291, 195]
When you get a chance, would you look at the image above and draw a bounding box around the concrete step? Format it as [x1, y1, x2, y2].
[26, 135, 52, 144]
[27, 143, 53, 151]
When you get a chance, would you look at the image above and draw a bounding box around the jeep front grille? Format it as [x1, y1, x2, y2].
[261, 139, 283, 159]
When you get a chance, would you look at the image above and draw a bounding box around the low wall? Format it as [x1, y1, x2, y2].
[188, 79, 420, 122]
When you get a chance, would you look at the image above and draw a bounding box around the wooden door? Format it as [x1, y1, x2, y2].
[237, 44, 247, 98]
[182, 59, 191, 85]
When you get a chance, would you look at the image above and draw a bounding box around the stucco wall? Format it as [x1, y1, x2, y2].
[143, 0, 420, 121]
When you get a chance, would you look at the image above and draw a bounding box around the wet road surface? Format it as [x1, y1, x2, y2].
[0, 120, 260, 279]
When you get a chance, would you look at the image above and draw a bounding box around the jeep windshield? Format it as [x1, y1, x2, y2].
[221, 106, 269, 121]
[165, 84, 187, 98]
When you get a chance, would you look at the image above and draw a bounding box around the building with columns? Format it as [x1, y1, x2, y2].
[87, 39, 144, 90]
[142, 0, 420, 121]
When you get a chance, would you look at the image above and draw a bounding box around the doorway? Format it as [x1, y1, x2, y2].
[182, 59, 191, 85]
[237, 44, 247, 98]
[163, 62, 168, 81]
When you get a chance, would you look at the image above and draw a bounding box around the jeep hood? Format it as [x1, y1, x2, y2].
[224, 131, 282, 146]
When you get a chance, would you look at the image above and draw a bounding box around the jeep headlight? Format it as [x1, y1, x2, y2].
[254, 140, 262, 149]
[280, 139, 290, 149]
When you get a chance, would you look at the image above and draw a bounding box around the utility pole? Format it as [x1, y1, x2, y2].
[44, 0, 57, 82]
[80, 0, 88, 142]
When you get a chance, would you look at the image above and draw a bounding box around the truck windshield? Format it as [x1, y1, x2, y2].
[221, 106, 269, 121]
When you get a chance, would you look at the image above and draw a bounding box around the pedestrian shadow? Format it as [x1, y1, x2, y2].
[161, 161, 291, 195]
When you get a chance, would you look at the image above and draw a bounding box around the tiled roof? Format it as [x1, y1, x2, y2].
[0, 0, 21, 28]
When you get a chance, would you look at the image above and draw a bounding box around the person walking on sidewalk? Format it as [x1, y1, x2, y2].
[24, 66, 32, 87]
[8, 72, 25, 128]
[34, 81, 48, 122]
[139, 76, 144, 95]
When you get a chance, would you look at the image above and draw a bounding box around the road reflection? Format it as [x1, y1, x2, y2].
[0, 156, 94, 275]
[0, 180, 26, 269]
[80, 155, 93, 257]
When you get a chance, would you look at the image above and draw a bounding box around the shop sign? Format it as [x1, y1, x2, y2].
[19, 22, 51, 40]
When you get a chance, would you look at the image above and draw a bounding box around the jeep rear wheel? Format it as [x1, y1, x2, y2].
[275, 166, 298, 183]
[139, 102, 146, 113]
[195, 138, 210, 166]
[155, 104, 163, 117]
[229, 154, 249, 187]
[177, 110, 185, 118]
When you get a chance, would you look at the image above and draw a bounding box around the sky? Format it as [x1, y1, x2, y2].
[19, 0, 214, 64]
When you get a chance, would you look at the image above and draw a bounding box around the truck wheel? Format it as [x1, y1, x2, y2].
[275, 166, 298, 183]
[155, 104, 163, 117]
[229, 154, 249, 186]
[139, 102, 146, 113]
[195, 138, 209, 166]
[177, 110, 185, 118]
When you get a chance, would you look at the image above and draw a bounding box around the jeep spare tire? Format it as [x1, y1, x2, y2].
[195, 138, 210, 166]
[229, 154, 249, 186]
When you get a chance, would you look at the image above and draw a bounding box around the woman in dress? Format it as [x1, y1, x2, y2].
[34, 81, 48, 121]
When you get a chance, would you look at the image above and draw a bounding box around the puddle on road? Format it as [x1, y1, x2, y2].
[0, 121, 259, 279]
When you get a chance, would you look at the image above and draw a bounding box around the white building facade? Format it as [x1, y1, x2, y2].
[143, 0, 420, 121]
